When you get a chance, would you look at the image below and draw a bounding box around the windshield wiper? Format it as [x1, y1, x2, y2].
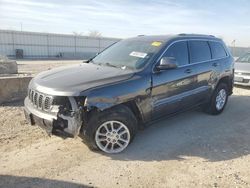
[97, 62, 130, 70]
[103, 62, 118, 68]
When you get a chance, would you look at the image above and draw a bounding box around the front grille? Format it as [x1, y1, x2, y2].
[243, 73, 250, 76]
[235, 72, 250, 76]
[44, 97, 52, 110]
[28, 89, 53, 111]
[243, 79, 250, 83]
[38, 94, 43, 108]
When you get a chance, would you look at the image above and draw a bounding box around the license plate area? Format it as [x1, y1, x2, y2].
[33, 114, 53, 133]
[24, 109, 53, 133]
[24, 110, 35, 125]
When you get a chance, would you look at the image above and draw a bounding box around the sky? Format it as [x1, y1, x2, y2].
[0, 0, 250, 47]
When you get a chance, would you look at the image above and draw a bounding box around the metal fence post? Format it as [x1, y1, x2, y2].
[98, 37, 101, 53]
[11, 31, 15, 58]
[47, 34, 49, 58]
[74, 36, 77, 57]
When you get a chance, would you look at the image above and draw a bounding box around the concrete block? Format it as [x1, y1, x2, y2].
[0, 76, 33, 104]
[0, 60, 18, 74]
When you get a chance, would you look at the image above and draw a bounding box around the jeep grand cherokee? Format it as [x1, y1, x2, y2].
[24, 34, 234, 153]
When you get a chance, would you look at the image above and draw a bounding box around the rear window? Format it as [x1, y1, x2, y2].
[189, 41, 211, 63]
[209, 41, 227, 59]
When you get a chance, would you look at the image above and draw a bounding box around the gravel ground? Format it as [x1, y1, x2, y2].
[0, 86, 250, 188]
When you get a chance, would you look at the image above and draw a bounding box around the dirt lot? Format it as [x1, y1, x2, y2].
[17, 60, 82, 75]
[0, 87, 250, 188]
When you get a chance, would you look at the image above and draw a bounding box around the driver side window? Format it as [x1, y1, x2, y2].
[163, 41, 189, 66]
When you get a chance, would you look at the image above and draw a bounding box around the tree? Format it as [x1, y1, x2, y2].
[88, 30, 102, 38]
[72, 31, 83, 36]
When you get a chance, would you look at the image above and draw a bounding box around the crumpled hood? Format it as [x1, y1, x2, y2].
[29, 63, 134, 96]
[235, 62, 250, 73]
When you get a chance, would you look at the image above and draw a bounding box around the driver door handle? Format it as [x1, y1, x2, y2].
[184, 69, 192, 74]
[212, 62, 218, 67]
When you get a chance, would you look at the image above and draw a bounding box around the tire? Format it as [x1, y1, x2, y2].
[84, 105, 138, 153]
[205, 83, 229, 115]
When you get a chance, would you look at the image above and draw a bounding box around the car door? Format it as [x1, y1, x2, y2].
[151, 41, 198, 119]
[179, 40, 213, 107]
[187, 40, 224, 105]
[208, 41, 226, 82]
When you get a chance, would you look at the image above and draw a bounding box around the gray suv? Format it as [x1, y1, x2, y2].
[24, 34, 234, 153]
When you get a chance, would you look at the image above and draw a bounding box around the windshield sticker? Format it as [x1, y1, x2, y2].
[151, 41, 162, 47]
[129, 51, 147, 58]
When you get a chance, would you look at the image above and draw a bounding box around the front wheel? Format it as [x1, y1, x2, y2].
[84, 105, 137, 153]
[95, 120, 131, 153]
[205, 83, 229, 115]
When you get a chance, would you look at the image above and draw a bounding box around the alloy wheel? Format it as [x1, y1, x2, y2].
[95, 120, 130, 153]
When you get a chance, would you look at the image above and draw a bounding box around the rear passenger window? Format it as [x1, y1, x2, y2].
[163, 41, 189, 66]
[209, 41, 227, 59]
[189, 41, 211, 63]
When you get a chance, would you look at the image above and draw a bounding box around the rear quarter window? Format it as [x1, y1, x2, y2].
[189, 41, 211, 63]
[209, 41, 227, 59]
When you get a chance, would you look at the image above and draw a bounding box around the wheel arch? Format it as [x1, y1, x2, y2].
[216, 76, 233, 95]
[83, 99, 144, 126]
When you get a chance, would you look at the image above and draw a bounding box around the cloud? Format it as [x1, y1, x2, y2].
[1, 0, 56, 8]
[0, 0, 250, 46]
[0, 0, 211, 27]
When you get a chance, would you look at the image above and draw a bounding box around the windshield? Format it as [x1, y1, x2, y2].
[236, 53, 250, 63]
[91, 39, 163, 70]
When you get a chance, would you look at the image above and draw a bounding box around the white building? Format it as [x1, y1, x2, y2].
[0, 30, 120, 59]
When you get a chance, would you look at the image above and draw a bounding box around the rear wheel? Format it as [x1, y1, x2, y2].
[205, 83, 229, 115]
[84, 105, 137, 153]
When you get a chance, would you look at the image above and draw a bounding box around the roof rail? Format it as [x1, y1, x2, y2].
[178, 33, 215, 37]
[137, 35, 145, 37]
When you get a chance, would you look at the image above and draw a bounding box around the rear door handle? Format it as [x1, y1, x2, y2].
[184, 69, 192, 74]
[212, 62, 218, 67]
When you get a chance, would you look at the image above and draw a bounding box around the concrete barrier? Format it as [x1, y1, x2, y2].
[0, 76, 33, 104]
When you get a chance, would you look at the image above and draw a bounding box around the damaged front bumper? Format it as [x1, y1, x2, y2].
[24, 96, 83, 137]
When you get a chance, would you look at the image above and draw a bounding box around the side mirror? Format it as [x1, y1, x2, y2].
[157, 57, 177, 70]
